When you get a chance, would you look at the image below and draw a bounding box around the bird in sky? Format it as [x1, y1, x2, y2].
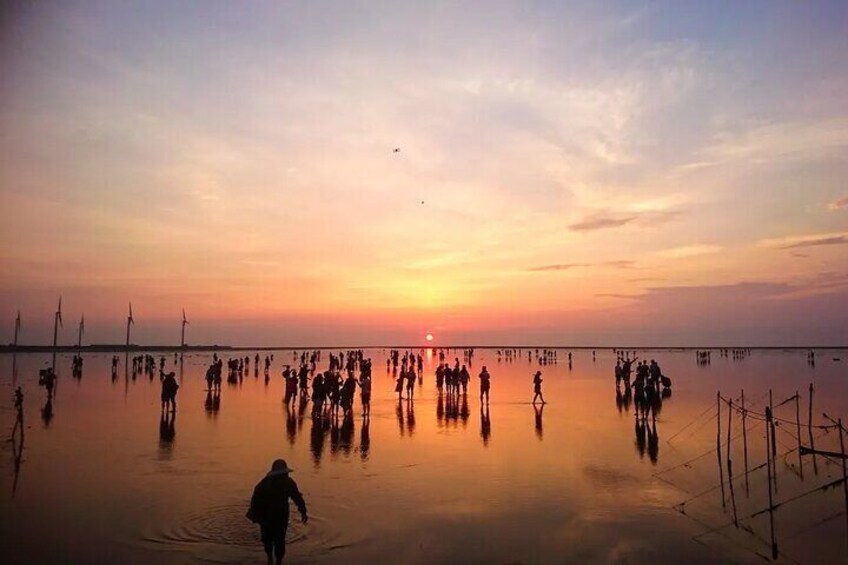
[393, 147, 400, 153]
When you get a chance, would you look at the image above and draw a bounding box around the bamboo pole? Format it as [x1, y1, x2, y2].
[840, 419, 848, 549]
[795, 392, 803, 478]
[766, 405, 778, 559]
[726, 397, 738, 526]
[808, 383, 818, 475]
[717, 392, 726, 508]
[741, 389, 750, 496]
[769, 389, 778, 493]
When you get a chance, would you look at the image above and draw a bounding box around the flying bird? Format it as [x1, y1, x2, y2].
[393, 147, 400, 153]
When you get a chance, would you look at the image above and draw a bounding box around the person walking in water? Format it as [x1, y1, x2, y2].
[478, 366, 491, 404]
[161, 371, 179, 412]
[532, 370, 545, 405]
[247, 459, 308, 565]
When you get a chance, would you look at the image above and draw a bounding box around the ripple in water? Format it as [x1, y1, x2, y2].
[139, 503, 331, 562]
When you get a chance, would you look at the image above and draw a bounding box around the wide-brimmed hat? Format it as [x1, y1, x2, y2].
[268, 459, 294, 475]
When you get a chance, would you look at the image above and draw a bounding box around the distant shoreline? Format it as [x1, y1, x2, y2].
[1, 344, 845, 353]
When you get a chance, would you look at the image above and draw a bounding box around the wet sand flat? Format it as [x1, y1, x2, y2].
[1, 349, 846, 564]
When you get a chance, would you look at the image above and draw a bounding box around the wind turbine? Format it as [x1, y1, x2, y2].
[126, 303, 134, 348]
[77, 315, 85, 349]
[13, 310, 21, 347]
[52, 297, 63, 371]
[52, 297, 63, 350]
[181, 308, 189, 348]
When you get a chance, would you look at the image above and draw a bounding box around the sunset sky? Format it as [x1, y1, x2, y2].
[1, 1, 846, 346]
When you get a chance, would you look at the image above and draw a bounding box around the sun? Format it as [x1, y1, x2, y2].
[425, 333, 434, 342]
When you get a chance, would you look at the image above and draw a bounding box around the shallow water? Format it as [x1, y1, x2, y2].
[1, 348, 846, 564]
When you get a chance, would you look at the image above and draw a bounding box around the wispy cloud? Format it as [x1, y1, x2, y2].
[528, 263, 589, 272]
[604, 260, 636, 269]
[827, 196, 848, 211]
[783, 236, 848, 250]
[568, 211, 636, 231]
[655, 244, 722, 259]
[758, 231, 848, 250]
[568, 209, 681, 231]
[528, 259, 634, 272]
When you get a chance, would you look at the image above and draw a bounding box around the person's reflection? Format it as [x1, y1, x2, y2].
[285, 402, 297, 446]
[396, 399, 406, 437]
[480, 404, 491, 446]
[623, 384, 632, 413]
[41, 397, 54, 428]
[534, 403, 544, 441]
[341, 412, 355, 456]
[661, 387, 672, 400]
[615, 387, 623, 414]
[647, 416, 659, 464]
[297, 394, 309, 433]
[310, 414, 326, 466]
[205, 389, 221, 418]
[359, 416, 370, 462]
[329, 413, 341, 455]
[634, 414, 647, 459]
[159, 410, 176, 450]
[459, 394, 469, 427]
[436, 392, 444, 427]
[406, 399, 416, 436]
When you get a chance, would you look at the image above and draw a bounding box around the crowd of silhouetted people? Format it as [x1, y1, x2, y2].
[613, 354, 672, 464]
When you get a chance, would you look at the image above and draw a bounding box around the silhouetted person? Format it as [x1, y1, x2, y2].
[161, 371, 179, 412]
[532, 370, 545, 404]
[247, 459, 308, 565]
[478, 366, 491, 404]
[357, 373, 371, 416]
[395, 370, 404, 400]
[40, 367, 57, 398]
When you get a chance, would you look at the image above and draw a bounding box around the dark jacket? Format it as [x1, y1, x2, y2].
[248, 473, 307, 527]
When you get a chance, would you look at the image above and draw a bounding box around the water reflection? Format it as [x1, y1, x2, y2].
[159, 411, 176, 455]
[359, 417, 370, 462]
[310, 414, 326, 466]
[11, 387, 25, 495]
[3, 349, 847, 564]
[480, 404, 491, 446]
[534, 403, 544, 441]
[41, 397, 54, 428]
[436, 392, 470, 429]
[340, 412, 355, 456]
[621, 364, 671, 464]
[204, 389, 221, 418]
[285, 402, 297, 446]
